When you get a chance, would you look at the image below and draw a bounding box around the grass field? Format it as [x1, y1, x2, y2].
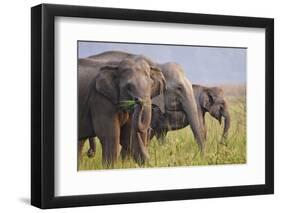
[78, 85, 246, 170]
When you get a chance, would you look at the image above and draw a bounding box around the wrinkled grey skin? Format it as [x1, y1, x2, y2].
[150, 63, 204, 151]
[150, 84, 231, 144]
[78, 51, 166, 166]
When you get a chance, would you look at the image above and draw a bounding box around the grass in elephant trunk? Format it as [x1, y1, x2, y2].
[119, 100, 137, 111]
[119, 99, 150, 111]
[78, 90, 246, 170]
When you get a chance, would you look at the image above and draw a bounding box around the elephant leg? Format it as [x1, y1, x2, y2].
[147, 127, 154, 141]
[98, 116, 120, 167]
[120, 122, 132, 160]
[201, 112, 207, 140]
[90, 97, 121, 167]
[156, 130, 167, 144]
[120, 146, 129, 160]
[203, 124, 207, 140]
[196, 109, 207, 145]
[87, 137, 96, 158]
[120, 118, 149, 163]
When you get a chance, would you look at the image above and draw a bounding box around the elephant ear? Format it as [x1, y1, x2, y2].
[152, 93, 165, 114]
[150, 65, 166, 98]
[95, 65, 119, 105]
[200, 88, 214, 110]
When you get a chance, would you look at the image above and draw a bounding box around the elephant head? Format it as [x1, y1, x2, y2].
[198, 86, 231, 140]
[94, 56, 166, 164]
[152, 63, 204, 151]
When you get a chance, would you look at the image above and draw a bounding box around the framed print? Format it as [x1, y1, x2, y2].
[31, 4, 274, 209]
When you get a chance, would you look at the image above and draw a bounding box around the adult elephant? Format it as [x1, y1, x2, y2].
[78, 52, 166, 166]
[150, 84, 231, 143]
[150, 63, 205, 151]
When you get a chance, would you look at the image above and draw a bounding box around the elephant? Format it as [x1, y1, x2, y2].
[150, 63, 204, 151]
[78, 51, 166, 166]
[149, 84, 231, 144]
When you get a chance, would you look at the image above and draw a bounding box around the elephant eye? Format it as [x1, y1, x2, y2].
[207, 93, 214, 104]
[177, 84, 183, 91]
[220, 101, 225, 107]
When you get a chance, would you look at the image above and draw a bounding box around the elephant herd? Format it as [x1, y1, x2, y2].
[78, 51, 230, 167]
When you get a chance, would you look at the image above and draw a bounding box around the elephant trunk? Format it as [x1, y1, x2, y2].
[136, 99, 152, 133]
[135, 132, 150, 163]
[132, 101, 151, 164]
[182, 94, 204, 152]
[221, 105, 231, 141]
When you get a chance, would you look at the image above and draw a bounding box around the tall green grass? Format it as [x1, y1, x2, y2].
[78, 91, 246, 170]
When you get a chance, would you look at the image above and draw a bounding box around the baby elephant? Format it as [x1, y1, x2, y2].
[150, 85, 230, 143]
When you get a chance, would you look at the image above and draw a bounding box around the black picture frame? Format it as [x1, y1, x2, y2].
[31, 3, 274, 209]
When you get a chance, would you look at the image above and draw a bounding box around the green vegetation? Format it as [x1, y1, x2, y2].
[78, 85, 246, 170]
[119, 100, 137, 110]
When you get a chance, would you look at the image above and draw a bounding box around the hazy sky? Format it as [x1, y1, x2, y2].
[78, 41, 246, 85]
